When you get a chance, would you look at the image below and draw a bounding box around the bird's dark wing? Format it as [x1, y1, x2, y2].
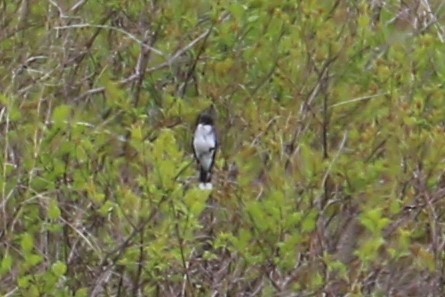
[192, 113, 203, 163]
[209, 127, 218, 171]
[192, 135, 199, 164]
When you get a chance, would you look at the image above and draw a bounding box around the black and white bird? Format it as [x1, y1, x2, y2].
[192, 111, 218, 190]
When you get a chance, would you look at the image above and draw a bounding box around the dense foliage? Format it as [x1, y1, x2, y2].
[1, 0, 445, 296]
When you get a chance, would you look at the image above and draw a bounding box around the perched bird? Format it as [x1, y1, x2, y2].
[192, 111, 218, 189]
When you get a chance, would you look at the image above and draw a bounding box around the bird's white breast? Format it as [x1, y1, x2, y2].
[193, 124, 216, 171]
[193, 124, 215, 153]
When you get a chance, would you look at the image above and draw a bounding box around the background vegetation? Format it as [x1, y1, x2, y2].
[1, 0, 445, 296]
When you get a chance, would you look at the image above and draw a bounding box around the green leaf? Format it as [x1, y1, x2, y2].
[18, 275, 31, 288]
[184, 188, 209, 217]
[52, 105, 71, 126]
[48, 199, 61, 220]
[229, 2, 245, 21]
[20, 233, 34, 253]
[51, 261, 67, 276]
[246, 201, 268, 231]
[0, 253, 13, 276]
[25, 285, 40, 297]
[98, 200, 115, 216]
[74, 288, 89, 297]
[231, 228, 252, 252]
[151, 129, 183, 188]
[130, 123, 144, 143]
[355, 237, 385, 263]
[25, 254, 43, 267]
[359, 208, 390, 234]
[301, 209, 317, 233]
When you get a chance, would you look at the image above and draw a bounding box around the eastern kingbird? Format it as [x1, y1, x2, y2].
[192, 111, 217, 190]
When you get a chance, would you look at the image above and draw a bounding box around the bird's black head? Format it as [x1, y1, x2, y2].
[197, 112, 214, 125]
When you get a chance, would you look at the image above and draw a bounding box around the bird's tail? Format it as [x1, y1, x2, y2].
[199, 167, 211, 183]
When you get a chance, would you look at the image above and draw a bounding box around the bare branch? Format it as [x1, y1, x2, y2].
[53, 24, 166, 57]
[48, 0, 66, 18]
[329, 92, 388, 108]
[70, 0, 88, 12]
[145, 28, 212, 73]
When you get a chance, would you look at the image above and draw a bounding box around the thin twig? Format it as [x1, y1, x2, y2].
[70, 0, 87, 12]
[321, 131, 348, 190]
[145, 28, 212, 73]
[54, 24, 166, 57]
[330, 92, 388, 108]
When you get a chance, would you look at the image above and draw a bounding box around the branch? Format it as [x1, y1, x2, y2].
[70, 0, 88, 12]
[145, 28, 212, 73]
[329, 92, 388, 108]
[119, 28, 213, 85]
[53, 24, 166, 57]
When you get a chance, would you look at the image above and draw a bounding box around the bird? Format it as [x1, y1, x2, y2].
[192, 111, 218, 190]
